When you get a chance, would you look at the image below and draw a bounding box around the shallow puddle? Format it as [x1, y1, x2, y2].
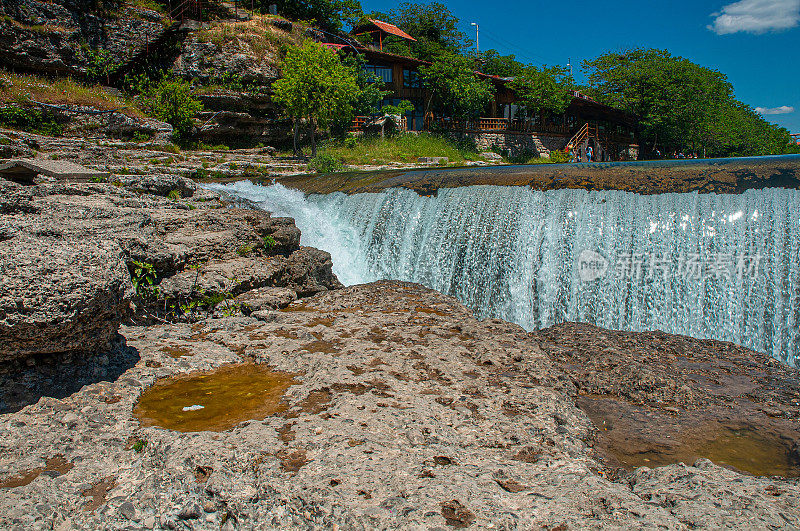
[581, 399, 799, 477]
[133, 364, 299, 432]
[616, 427, 800, 477]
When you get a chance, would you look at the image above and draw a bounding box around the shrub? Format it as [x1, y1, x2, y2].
[308, 153, 345, 173]
[166, 189, 181, 200]
[548, 150, 571, 163]
[0, 105, 62, 136]
[138, 78, 202, 140]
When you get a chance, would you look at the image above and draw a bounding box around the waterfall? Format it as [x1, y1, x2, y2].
[208, 181, 800, 367]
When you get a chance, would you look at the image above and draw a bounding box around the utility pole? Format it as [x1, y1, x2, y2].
[471, 22, 479, 55]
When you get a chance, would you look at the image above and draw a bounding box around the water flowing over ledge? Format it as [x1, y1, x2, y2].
[209, 181, 800, 367]
[274, 154, 800, 196]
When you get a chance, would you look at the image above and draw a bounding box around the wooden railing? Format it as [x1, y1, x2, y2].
[350, 115, 408, 133]
[428, 117, 570, 135]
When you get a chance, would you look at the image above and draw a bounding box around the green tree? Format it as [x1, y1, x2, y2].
[272, 42, 362, 156]
[509, 65, 574, 115]
[139, 77, 203, 140]
[583, 48, 796, 157]
[479, 50, 526, 78]
[266, 0, 362, 31]
[369, 2, 469, 61]
[419, 52, 495, 125]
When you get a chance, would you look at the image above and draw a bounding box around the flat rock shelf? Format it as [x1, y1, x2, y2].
[1, 282, 799, 529]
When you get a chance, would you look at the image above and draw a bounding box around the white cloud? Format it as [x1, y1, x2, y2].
[708, 0, 800, 34]
[755, 105, 795, 114]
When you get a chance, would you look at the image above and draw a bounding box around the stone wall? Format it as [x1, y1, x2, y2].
[449, 131, 570, 158]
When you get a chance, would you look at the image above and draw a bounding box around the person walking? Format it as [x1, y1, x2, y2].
[586, 145, 593, 162]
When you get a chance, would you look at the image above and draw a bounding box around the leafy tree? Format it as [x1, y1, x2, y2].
[265, 0, 362, 31]
[272, 42, 362, 156]
[479, 50, 526, 78]
[343, 53, 390, 117]
[139, 77, 203, 140]
[509, 65, 574, 115]
[369, 2, 469, 61]
[583, 48, 796, 157]
[419, 52, 495, 124]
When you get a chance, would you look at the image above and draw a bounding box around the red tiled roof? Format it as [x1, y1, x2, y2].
[353, 19, 417, 42]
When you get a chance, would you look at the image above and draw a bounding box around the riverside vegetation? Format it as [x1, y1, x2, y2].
[1, 0, 798, 171]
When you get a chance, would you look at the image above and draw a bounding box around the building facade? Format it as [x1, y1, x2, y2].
[340, 19, 640, 161]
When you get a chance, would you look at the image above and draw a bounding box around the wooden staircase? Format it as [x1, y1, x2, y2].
[568, 122, 608, 162]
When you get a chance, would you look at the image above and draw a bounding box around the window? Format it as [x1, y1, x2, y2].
[403, 69, 422, 88]
[364, 64, 393, 83]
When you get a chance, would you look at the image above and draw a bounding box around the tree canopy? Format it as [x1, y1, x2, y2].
[583, 48, 797, 157]
[478, 50, 526, 79]
[419, 53, 495, 121]
[509, 65, 574, 115]
[268, 0, 362, 31]
[272, 42, 362, 155]
[367, 2, 469, 62]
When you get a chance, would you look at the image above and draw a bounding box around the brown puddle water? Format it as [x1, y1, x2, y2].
[133, 363, 299, 432]
[614, 427, 800, 477]
[581, 400, 799, 477]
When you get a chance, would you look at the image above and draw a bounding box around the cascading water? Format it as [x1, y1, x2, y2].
[208, 181, 800, 367]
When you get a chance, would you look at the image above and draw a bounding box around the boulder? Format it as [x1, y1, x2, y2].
[279, 246, 344, 296]
[0, 236, 134, 361]
[156, 257, 287, 300]
[235, 287, 297, 313]
[117, 174, 197, 198]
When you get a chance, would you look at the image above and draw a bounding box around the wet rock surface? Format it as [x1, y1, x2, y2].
[1, 282, 799, 529]
[539, 323, 800, 476]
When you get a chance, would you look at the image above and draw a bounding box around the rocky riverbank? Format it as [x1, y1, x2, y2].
[1, 173, 799, 529]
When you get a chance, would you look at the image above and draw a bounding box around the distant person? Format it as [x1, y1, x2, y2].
[586, 145, 593, 162]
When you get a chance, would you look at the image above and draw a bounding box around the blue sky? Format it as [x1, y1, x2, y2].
[359, 0, 800, 133]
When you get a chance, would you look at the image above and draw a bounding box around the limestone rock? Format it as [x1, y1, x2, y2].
[235, 287, 297, 313]
[117, 174, 197, 198]
[0, 0, 170, 76]
[0, 236, 133, 361]
[0, 180, 37, 214]
[279, 246, 343, 296]
[0, 282, 797, 529]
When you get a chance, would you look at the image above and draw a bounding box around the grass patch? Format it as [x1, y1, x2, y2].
[317, 133, 481, 166]
[196, 14, 307, 60]
[0, 70, 144, 119]
[0, 15, 69, 34]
